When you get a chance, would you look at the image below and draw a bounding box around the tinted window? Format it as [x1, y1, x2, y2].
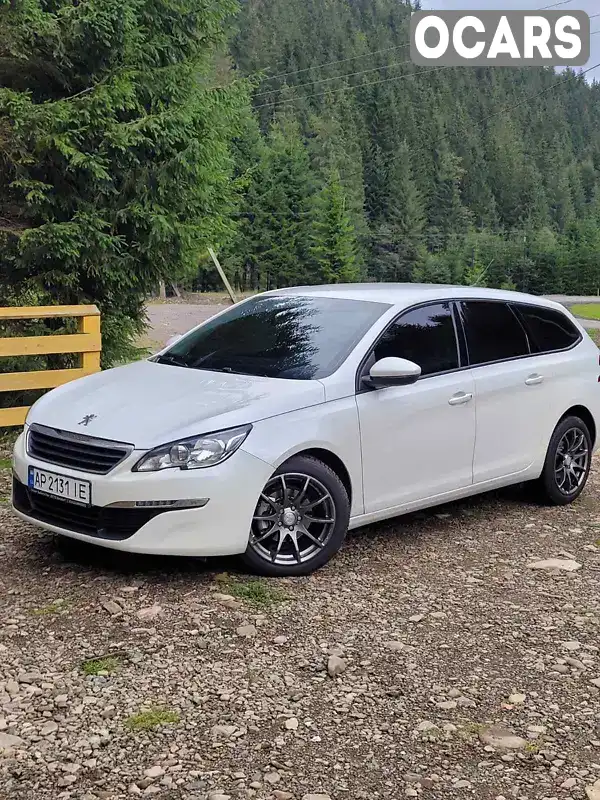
[460, 301, 529, 365]
[373, 302, 459, 376]
[152, 295, 389, 380]
[515, 304, 580, 353]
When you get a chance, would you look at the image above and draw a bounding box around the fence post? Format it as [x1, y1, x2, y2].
[78, 313, 101, 372]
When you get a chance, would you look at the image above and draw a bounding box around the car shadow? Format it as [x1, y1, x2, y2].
[34, 484, 534, 581]
[40, 534, 237, 582]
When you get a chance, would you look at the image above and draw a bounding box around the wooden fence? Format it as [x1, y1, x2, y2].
[0, 305, 101, 427]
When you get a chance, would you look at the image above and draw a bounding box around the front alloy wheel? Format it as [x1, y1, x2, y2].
[242, 455, 350, 576]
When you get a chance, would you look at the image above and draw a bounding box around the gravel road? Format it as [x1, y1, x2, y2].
[146, 304, 226, 348]
[146, 295, 600, 347]
[2, 448, 600, 800]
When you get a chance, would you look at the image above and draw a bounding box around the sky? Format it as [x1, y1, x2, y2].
[420, 0, 600, 81]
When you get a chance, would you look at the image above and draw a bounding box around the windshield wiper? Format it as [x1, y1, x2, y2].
[153, 353, 189, 368]
[197, 365, 252, 376]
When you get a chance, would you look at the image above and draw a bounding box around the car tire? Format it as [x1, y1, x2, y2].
[535, 415, 592, 506]
[241, 455, 350, 577]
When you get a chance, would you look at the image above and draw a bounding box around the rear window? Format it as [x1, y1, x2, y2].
[460, 300, 529, 365]
[514, 304, 581, 353]
[153, 295, 390, 380]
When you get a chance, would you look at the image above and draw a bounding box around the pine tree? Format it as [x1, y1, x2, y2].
[369, 141, 426, 281]
[310, 171, 360, 283]
[250, 114, 316, 288]
[0, 0, 246, 364]
[427, 146, 471, 252]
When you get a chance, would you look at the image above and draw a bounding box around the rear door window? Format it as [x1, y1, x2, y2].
[513, 304, 581, 353]
[460, 301, 530, 366]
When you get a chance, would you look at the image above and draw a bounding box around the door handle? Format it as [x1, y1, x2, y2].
[525, 374, 544, 386]
[448, 391, 473, 406]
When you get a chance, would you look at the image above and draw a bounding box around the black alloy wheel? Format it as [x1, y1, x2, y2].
[537, 415, 592, 505]
[242, 455, 350, 576]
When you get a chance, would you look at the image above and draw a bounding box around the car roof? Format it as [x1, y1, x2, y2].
[267, 283, 564, 311]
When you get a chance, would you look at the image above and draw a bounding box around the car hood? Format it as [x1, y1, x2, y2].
[26, 359, 325, 448]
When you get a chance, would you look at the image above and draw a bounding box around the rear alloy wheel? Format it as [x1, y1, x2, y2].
[242, 455, 350, 576]
[537, 415, 592, 505]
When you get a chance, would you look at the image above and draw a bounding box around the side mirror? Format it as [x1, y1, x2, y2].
[363, 357, 421, 388]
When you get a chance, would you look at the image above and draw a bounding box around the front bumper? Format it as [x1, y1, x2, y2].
[11, 432, 274, 556]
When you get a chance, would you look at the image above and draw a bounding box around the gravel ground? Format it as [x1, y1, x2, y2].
[2, 441, 600, 800]
[145, 303, 227, 349]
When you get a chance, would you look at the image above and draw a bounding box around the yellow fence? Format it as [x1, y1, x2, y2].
[0, 305, 101, 427]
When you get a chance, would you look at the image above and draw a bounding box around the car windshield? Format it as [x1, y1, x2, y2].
[151, 295, 389, 380]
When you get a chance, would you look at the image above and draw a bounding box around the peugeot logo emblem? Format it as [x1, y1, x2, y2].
[78, 414, 97, 426]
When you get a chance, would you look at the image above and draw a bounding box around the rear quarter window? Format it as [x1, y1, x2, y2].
[513, 304, 581, 353]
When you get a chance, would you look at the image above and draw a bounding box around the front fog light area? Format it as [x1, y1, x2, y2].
[134, 424, 252, 472]
[107, 498, 210, 509]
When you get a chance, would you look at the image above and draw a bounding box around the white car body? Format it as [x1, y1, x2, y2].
[11, 284, 600, 563]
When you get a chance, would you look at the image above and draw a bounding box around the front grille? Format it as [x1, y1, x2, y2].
[13, 478, 168, 541]
[27, 424, 133, 475]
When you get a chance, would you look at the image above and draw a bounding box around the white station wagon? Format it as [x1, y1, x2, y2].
[11, 284, 600, 575]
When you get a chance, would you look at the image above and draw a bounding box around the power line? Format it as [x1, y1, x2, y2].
[540, 0, 574, 7]
[255, 64, 453, 110]
[480, 60, 600, 124]
[261, 42, 412, 84]
[254, 59, 414, 99]
[256, 44, 600, 112]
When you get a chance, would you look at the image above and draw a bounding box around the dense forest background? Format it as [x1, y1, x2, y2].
[1, 0, 600, 376]
[222, 0, 600, 296]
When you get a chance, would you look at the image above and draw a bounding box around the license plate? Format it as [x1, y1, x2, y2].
[28, 466, 91, 506]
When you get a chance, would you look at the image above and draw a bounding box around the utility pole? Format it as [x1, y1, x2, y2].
[208, 247, 237, 304]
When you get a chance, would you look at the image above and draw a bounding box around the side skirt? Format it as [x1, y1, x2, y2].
[348, 468, 540, 531]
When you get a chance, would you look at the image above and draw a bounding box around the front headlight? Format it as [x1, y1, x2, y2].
[133, 424, 252, 472]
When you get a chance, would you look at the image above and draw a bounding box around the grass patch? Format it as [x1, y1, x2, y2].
[82, 655, 121, 676]
[0, 457, 11, 470]
[215, 573, 286, 607]
[31, 599, 69, 616]
[456, 722, 484, 741]
[524, 741, 542, 754]
[125, 707, 180, 731]
[462, 721, 484, 734]
[570, 303, 600, 321]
